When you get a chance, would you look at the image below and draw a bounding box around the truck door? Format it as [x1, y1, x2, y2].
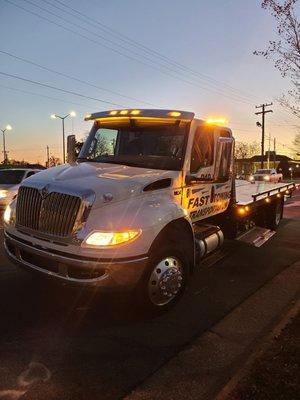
[182, 125, 233, 222]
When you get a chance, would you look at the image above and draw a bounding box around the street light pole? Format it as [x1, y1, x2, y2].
[62, 117, 66, 164]
[51, 111, 76, 163]
[1, 124, 12, 164]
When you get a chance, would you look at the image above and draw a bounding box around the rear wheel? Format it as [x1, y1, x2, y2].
[263, 198, 283, 230]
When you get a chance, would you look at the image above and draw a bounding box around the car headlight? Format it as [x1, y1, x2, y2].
[3, 204, 12, 223]
[249, 176, 254, 181]
[264, 176, 270, 181]
[83, 229, 142, 247]
[0, 190, 8, 198]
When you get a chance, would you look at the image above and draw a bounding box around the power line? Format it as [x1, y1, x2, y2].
[0, 83, 97, 110]
[3, 0, 254, 104]
[24, 0, 253, 103]
[0, 49, 158, 107]
[0, 71, 126, 107]
[46, 0, 259, 101]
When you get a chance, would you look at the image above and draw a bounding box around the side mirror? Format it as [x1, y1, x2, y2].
[214, 137, 233, 182]
[67, 135, 76, 164]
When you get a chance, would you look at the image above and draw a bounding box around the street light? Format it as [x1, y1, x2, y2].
[0, 124, 12, 164]
[51, 111, 76, 163]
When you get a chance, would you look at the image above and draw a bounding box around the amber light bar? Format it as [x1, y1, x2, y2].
[84, 109, 195, 121]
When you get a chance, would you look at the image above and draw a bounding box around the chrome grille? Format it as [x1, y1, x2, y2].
[16, 186, 81, 237]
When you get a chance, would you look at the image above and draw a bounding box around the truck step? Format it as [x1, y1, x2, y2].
[236, 227, 276, 247]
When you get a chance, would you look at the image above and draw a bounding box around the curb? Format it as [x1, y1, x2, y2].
[125, 261, 300, 400]
[214, 298, 300, 400]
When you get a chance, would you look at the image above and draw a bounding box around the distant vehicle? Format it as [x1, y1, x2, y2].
[249, 168, 283, 183]
[0, 168, 42, 210]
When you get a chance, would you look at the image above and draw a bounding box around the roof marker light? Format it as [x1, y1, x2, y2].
[206, 118, 228, 125]
[168, 111, 181, 117]
[120, 110, 128, 115]
[131, 110, 140, 115]
[109, 110, 118, 116]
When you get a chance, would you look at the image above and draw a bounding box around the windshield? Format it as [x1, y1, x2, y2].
[0, 170, 25, 184]
[79, 120, 189, 170]
[255, 169, 271, 174]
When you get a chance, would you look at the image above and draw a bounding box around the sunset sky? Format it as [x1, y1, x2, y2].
[0, 0, 299, 165]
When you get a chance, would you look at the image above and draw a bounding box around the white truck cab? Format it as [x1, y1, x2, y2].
[3, 109, 295, 312]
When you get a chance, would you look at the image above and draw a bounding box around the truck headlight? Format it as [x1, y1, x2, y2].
[0, 190, 7, 198]
[84, 230, 141, 247]
[3, 204, 12, 223]
[249, 176, 254, 181]
[264, 176, 270, 181]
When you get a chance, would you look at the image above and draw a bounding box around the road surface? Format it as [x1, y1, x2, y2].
[0, 189, 299, 400]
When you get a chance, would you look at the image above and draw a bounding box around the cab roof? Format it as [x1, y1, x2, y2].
[84, 109, 195, 121]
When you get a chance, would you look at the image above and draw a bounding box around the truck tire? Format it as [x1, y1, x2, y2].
[264, 198, 283, 230]
[136, 242, 189, 314]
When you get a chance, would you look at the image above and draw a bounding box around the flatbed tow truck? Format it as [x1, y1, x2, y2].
[3, 109, 296, 312]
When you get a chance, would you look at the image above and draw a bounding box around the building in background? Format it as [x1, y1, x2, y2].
[235, 152, 300, 178]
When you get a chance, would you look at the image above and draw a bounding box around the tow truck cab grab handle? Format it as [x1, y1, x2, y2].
[185, 174, 212, 185]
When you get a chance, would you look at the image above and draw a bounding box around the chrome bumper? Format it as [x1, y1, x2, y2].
[4, 231, 148, 289]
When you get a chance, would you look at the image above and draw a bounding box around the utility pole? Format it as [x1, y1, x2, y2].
[255, 103, 273, 169]
[267, 135, 271, 169]
[46, 145, 50, 168]
[273, 138, 276, 169]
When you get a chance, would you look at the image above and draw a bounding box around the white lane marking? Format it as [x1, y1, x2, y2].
[284, 201, 300, 208]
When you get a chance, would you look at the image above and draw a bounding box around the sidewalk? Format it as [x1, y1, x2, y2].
[125, 261, 300, 400]
[220, 310, 299, 400]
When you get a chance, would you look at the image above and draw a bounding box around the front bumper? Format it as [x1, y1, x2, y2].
[4, 231, 148, 290]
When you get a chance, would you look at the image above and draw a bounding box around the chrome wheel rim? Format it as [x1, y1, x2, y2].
[148, 256, 183, 306]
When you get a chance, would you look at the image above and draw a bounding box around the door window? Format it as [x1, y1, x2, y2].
[190, 126, 214, 173]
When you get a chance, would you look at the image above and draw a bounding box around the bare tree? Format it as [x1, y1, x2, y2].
[254, 0, 300, 118]
[48, 155, 61, 167]
[235, 141, 260, 159]
[293, 131, 300, 151]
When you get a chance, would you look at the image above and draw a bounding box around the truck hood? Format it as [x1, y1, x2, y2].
[24, 162, 179, 208]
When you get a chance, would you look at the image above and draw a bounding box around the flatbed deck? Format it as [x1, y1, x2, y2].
[235, 180, 295, 206]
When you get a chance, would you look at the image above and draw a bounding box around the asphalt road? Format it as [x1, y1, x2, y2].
[0, 191, 299, 400]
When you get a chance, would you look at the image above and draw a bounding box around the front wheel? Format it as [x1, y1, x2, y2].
[136, 244, 189, 314]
